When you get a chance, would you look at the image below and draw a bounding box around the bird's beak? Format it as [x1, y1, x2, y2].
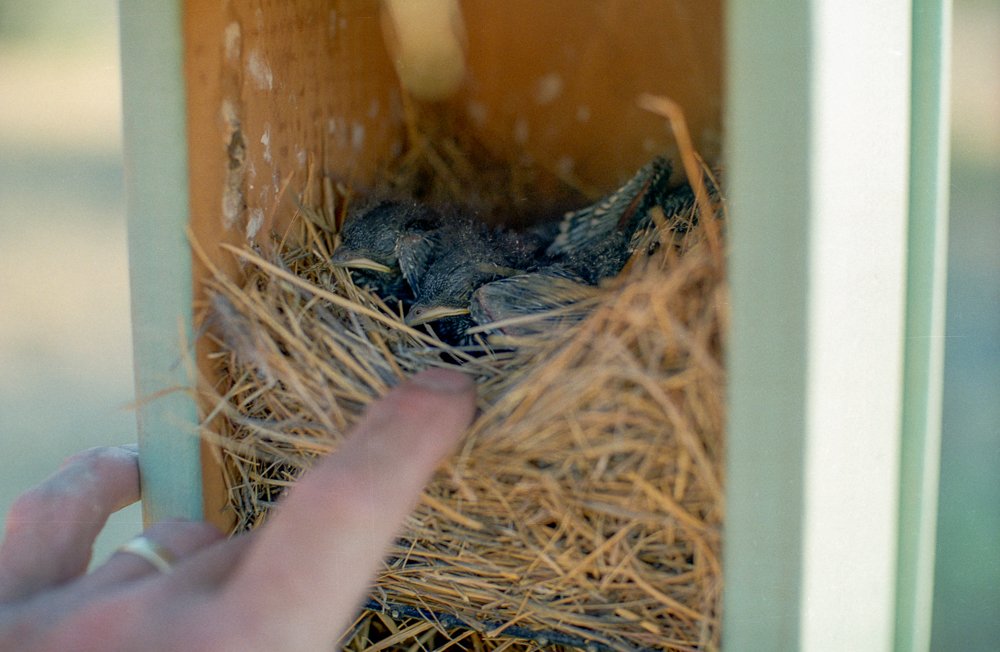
[329, 251, 393, 274]
[405, 304, 471, 326]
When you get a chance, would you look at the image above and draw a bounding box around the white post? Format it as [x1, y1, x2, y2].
[726, 1, 947, 649]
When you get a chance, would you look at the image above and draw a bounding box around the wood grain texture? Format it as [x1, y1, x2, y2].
[457, 0, 722, 192]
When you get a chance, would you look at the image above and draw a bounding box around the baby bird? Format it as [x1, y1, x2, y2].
[468, 159, 696, 340]
[403, 219, 544, 345]
[333, 159, 695, 347]
[546, 157, 685, 274]
[330, 200, 443, 301]
[469, 267, 599, 339]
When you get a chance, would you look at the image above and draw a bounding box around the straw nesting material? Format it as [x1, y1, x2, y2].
[198, 189, 726, 651]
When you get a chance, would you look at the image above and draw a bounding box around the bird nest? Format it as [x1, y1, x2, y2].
[196, 97, 726, 648]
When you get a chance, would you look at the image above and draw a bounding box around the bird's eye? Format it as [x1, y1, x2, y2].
[407, 217, 436, 232]
[376, 230, 397, 250]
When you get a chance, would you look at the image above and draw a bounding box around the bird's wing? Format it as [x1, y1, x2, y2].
[469, 270, 598, 337]
[626, 183, 699, 255]
[546, 157, 673, 258]
[397, 231, 441, 293]
[474, 262, 525, 278]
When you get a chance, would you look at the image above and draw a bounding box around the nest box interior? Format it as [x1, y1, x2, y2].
[184, 0, 723, 535]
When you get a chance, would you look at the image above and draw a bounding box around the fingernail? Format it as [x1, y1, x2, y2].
[409, 368, 474, 393]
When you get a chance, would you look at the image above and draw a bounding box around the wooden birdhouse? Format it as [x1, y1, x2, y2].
[120, 1, 950, 649]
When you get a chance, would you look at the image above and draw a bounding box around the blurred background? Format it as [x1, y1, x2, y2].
[0, 0, 995, 647]
[932, 1, 1000, 648]
[0, 1, 140, 564]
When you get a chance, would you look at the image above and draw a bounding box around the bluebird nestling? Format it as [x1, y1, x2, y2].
[546, 156, 694, 282]
[330, 200, 443, 300]
[332, 159, 694, 347]
[402, 218, 543, 345]
[469, 267, 599, 339]
[466, 158, 696, 340]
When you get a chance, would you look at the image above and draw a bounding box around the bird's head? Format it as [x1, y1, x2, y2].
[404, 300, 471, 327]
[331, 201, 442, 274]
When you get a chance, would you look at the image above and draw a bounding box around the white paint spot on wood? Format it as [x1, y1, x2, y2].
[513, 118, 529, 145]
[247, 49, 273, 91]
[576, 105, 591, 122]
[296, 148, 307, 168]
[260, 126, 272, 163]
[328, 116, 350, 148]
[556, 156, 575, 177]
[534, 73, 563, 105]
[466, 101, 487, 126]
[350, 122, 366, 150]
[221, 98, 244, 231]
[221, 98, 239, 126]
[224, 22, 241, 64]
[246, 207, 264, 241]
[222, 189, 241, 230]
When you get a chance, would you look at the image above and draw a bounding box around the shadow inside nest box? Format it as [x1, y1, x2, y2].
[360, 599, 662, 652]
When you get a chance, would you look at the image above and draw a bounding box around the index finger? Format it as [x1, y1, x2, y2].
[215, 368, 476, 649]
[0, 445, 140, 602]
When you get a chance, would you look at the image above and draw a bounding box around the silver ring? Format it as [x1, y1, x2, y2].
[116, 536, 175, 574]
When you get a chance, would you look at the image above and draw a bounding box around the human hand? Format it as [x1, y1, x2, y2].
[0, 368, 476, 652]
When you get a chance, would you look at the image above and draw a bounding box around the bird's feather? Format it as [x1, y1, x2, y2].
[469, 268, 598, 338]
[546, 157, 673, 259]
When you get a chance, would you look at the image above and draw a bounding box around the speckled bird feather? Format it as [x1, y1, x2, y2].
[546, 157, 673, 258]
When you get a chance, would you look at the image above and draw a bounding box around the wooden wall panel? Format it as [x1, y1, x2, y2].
[185, 0, 401, 272]
[457, 0, 723, 191]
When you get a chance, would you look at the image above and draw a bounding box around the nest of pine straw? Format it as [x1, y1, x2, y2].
[197, 180, 726, 650]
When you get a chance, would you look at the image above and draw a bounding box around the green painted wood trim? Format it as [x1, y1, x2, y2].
[119, 0, 202, 524]
[895, 2, 952, 650]
[723, 2, 812, 648]
[726, 3, 921, 649]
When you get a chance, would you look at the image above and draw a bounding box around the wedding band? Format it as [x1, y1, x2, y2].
[116, 536, 175, 574]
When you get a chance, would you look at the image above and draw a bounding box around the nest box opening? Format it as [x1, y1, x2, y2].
[185, 1, 725, 649]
